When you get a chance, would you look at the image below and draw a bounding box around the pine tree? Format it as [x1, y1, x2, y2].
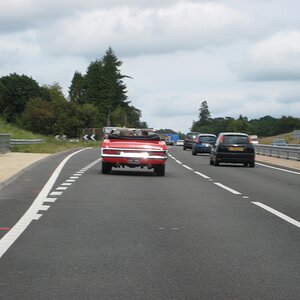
[69, 71, 86, 104]
[101, 47, 131, 110]
[198, 100, 211, 125]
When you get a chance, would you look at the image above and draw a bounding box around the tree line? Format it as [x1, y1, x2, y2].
[191, 101, 300, 137]
[0, 47, 147, 137]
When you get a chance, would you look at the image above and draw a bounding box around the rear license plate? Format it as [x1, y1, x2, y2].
[228, 147, 244, 151]
[128, 158, 140, 164]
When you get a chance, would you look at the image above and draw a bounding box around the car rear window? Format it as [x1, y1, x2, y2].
[186, 133, 198, 139]
[223, 135, 249, 144]
[199, 136, 216, 143]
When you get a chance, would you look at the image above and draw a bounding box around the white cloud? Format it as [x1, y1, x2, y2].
[233, 30, 300, 81]
[0, 30, 40, 69]
[0, 0, 299, 132]
[42, 2, 246, 57]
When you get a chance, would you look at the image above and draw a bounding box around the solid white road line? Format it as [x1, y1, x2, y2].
[214, 182, 242, 195]
[252, 202, 300, 228]
[0, 148, 88, 259]
[256, 163, 300, 175]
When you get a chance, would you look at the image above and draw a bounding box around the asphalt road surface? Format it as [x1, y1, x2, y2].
[0, 147, 299, 299]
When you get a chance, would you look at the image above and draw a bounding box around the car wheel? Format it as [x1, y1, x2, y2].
[154, 165, 165, 176]
[249, 162, 255, 168]
[243, 163, 248, 167]
[214, 159, 219, 166]
[192, 150, 197, 155]
[209, 158, 214, 165]
[183, 147, 186, 150]
[102, 161, 112, 174]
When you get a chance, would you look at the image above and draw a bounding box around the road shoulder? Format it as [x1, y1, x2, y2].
[0, 152, 50, 189]
[256, 154, 300, 171]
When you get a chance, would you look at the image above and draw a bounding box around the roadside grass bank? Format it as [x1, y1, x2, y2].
[10, 139, 98, 154]
[259, 132, 299, 145]
[1, 119, 99, 153]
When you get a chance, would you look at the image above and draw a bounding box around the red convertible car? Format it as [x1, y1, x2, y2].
[100, 127, 168, 176]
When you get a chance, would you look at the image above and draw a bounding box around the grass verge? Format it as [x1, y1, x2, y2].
[259, 132, 300, 145]
[1, 119, 99, 153]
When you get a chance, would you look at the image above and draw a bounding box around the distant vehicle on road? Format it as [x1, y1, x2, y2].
[192, 134, 217, 155]
[250, 135, 259, 144]
[158, 133, 179, 146]
[101, 127, 168, 176]
[183, 132, 200, 150]
[176, 140, 184, 146]
[210, 132, 255, 167]
[272, 139, 287, 146]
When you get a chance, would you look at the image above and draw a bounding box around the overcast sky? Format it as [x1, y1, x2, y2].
[1, 0, 300, 132]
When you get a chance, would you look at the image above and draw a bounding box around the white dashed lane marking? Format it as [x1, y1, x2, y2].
[50, 191, 63, 196]
[44, 198, 57, 203]
[170, 153, 299, 229]
[56, 187, 68, 191]
[194, 171, 210, 179]
[214, 182, 242, 195]
[183, 165, 193, 171]
[0, 153, 101, 259]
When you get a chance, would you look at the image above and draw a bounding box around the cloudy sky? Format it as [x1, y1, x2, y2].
[1, 0, 300, 132]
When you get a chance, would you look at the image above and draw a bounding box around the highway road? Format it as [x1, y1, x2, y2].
[0, 147, 299, 299]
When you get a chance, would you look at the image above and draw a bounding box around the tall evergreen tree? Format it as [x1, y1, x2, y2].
[0, 81, 6, 114]
[69, 71, 86, 104]
[70, 47, 132, 127]
[101, 47, 130, 109]
[198, 100, 211, 125]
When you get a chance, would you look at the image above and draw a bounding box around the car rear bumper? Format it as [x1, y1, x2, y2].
[216, 153, 255, 163]
[184, 141, 194, 148]
[102, 157, 166, 166]
[194, 146, 211, 153]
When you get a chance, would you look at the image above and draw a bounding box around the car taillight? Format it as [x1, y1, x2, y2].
[248, 136, 252, 144]
[149, 151, 165, 157]
[220, 135, 224, 143]
[103, 149, 120, 155]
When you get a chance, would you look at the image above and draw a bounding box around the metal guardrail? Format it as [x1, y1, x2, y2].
[255, 144, 300, 161]
[10, 139, 43, 145]
[0, 134, 10, 153]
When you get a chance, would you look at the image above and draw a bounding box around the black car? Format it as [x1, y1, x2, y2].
[183, 132, 199, 150]
[210, 132, 255, 167]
